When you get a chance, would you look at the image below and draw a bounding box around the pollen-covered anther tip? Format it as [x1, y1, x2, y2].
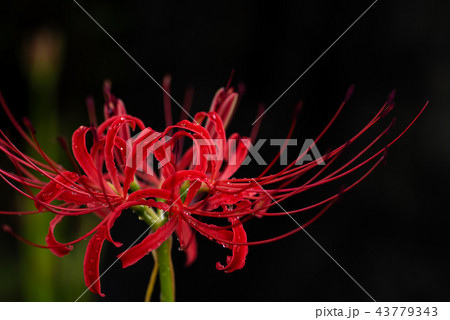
[86, 96, 98, 127]
[344, 84, 355, 102]
[22, 117, 36, 134]
[225, 69, 235, 92]
[294, 100, 303, 117]
[382, 146, 389, 165]
[163, 74, 172, 87]
[380, 102, 395, 119]
[103, 79, 112, 102]
[1, 224, 12, 234]
[56, 136, 67, 149]
[387, 89, 397, 105]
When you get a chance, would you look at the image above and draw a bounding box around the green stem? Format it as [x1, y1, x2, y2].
[131, 205, 175, 302]
[155, 236, 175, 302]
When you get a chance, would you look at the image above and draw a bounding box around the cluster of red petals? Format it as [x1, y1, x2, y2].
[0, 80, 427, 297]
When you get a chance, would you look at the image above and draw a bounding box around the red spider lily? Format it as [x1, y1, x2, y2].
[0, 80, 428, 297]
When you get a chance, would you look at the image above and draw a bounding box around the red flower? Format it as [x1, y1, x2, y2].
[0, 80, 427, 297]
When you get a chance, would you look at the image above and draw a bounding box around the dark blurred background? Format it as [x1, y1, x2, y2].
[0, 0, 449, 301]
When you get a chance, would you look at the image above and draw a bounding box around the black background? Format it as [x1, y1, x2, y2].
[0, 1, 449, 301]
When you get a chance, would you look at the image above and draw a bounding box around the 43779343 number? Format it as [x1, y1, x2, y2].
[375, 307, 438, 317]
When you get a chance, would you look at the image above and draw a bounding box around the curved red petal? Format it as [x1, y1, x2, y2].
[183, 179, 202, 206]
[72, 127, 105, 187]
[219, 134, 249, 180]
[45, 215, 74, 257]
[164, 121, 219, 175]
[208, 88, 238, 129]
[122, 127, 159, 195]
[128, 188, 173, 201]
[175, 218, 198, 266]
[118, 216, 178, 268]
[216, 217, 248, 273]
[84, 225, 107, 297]
[97, 115, 145, 137]
[184, 214, 233, 244]
[160, 170, 207, 192]
[35, 171, 80, 210]
[104, 117, 135, 194]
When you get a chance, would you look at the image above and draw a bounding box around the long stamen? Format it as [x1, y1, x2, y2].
[163, 75, 173, 128]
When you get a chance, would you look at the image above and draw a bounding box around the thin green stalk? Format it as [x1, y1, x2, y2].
[144, 251, 159, 302]
[132, 205, 175, 302]
[155, 236, 175, 302]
